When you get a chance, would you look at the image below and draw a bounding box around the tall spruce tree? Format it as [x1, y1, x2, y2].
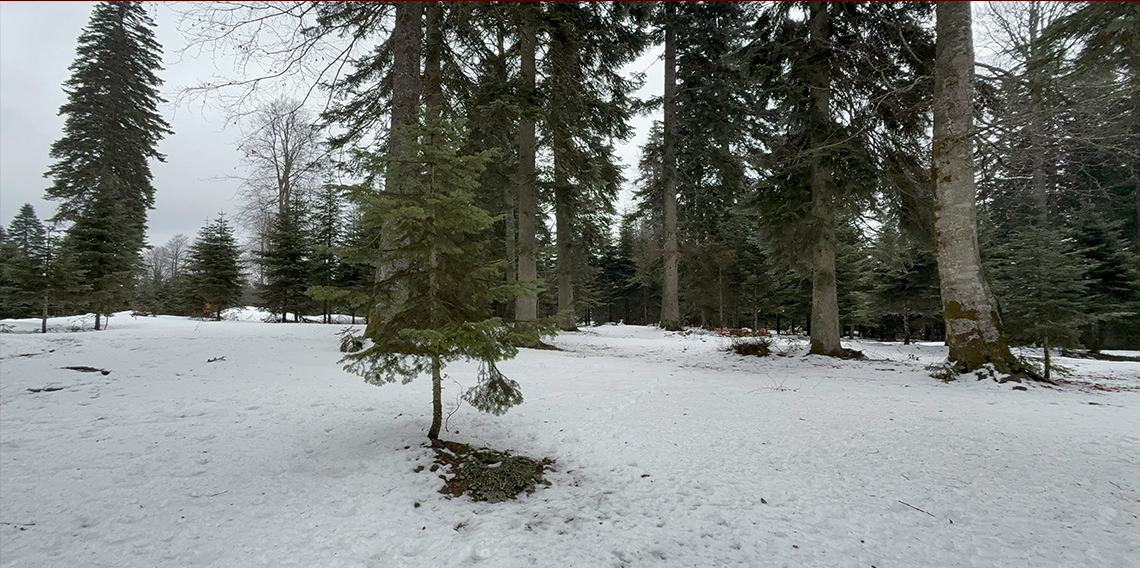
[747, 2, 934, 355]
[44, 1, 171, 330]
[186, 215, 244, 321]
[542, 1, 650, 331]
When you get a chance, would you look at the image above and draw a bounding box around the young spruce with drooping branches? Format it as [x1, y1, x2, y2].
[342, 118, 553, 442]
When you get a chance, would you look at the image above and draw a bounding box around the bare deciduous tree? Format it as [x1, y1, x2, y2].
[234, 98, 322, 261]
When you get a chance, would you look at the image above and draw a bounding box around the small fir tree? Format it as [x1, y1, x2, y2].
[186, 215, 244, 320]
[1, 205, 50, 320]
[343, 119, 553, 441]
[256, 199, 313, 322]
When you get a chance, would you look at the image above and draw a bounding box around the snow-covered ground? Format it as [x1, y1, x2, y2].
[1, 313, 1138, 567]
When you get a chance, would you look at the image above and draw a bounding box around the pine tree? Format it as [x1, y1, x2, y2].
[306, 207, 373, 325]
[5, 204, 49, 257]
[986, 222, 1091, 379]
[344, 119, 553, 442]
[0, 205, 50, 322]
[1072, 207, 1140, 351]
[63, 185, 139, 329]
[256, 200, 312, 323]
[748, 1, 934, 355]
[44, 1, 171, 330]
[542, 1, 650, 331]
[868, 224, 941, 344]
[186, 215, 244, 321]
[308, 184, 346, 323]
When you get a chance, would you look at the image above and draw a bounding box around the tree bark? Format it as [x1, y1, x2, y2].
[372, 1, 422, 323]
[551, 27, 577, 332]
[428, 354, 442, 440]
[555, 155, 577, 331]
[807, 3, 842, 357]
[932, 1, 1016, 373]
[660, 3, 681, 331]
[423, 2, 442, 125]
[515, 9, 539, 321]
[390, 2, 423, 182]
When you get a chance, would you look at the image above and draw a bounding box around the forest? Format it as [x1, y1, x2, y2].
[2, 1, 1138, 367]
[2, 3, 1139, 565]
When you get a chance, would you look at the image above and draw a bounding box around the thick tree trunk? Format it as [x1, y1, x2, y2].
[390, 2, 423, 177]
[550, 28, 577, 332]
[903, 304, 912, 345]
[95, 311, 102, 331]
[933, 1, 1015, 373]
[41, 296, 48, 334]
[423, 2, 443, 124]
[660, 3, 681, 331]
[372, 1, 422, 326]
[807, 4, 842, 357]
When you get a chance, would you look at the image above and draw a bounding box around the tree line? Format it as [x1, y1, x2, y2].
[2, 1, 1138, 376]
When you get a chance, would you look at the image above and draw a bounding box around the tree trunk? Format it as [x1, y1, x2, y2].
[41, 294, 48, 334]
[660, 3, 681, 331]
[718, 263, 725, 328]
[95, 311, 102, 331]
[428, 354, 442, 440]
[932, 1, 1015, 373]
[903, 303, 912, 345]
[390, 2, 423, 179]
[555, 157, 577, 331]
[372, 1, 422, 324]
[550, 27, 577, 333]
[1043, 336, 1051, 382]
[423, 2, 443, 124]
[515, 9, 539, 322]
[807, 3, 842, 357]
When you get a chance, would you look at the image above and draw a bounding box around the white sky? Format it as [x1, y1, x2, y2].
[0, 1, 663, 247]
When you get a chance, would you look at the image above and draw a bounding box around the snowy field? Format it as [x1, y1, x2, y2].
[1, 312, 1138, 567]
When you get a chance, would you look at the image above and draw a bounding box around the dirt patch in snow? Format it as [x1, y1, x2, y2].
[430, 440, 552, 503]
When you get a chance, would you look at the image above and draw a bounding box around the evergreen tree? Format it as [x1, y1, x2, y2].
[307, 206, 373, 325]
[1072, 207, 1140, 351]
[44, 1, 171, 329]
[542, 1, 650, 331]
[186, 215, 244, 321]
[5, 204, 49, 257]
[986, 222, 1091, 380]
[0, 205, 50, 322]
[256, 200, 313, 322]
[867, 223, 940, 344]
[308, 184, 346, 323]
[343, 119, 553, 442]
[63, 185, 139, 329]
[747, 1, 934, 355]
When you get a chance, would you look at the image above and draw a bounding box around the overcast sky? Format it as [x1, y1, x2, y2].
[0, 2, 663, 247]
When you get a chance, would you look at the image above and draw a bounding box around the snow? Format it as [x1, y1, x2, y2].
[2, 314, 1138, 567]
